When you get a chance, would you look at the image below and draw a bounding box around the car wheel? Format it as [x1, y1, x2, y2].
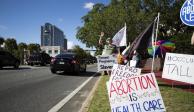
[74, 65, 79, 75]
[83, 65, 87, 72]
[40, 63, 46, 66]
[81, 64, 86, 72]
[31, 63, 34, 66]
[51, 69, 56, 74]
[14, 62, 19, 69]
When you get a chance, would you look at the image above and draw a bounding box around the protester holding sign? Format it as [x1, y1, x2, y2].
[103, 38, 117, 55]
[99, 32, 117, 75]
[99, 32, 117, 55]
[96, 55, 117, 72]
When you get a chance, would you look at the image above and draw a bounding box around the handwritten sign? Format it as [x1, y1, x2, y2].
[180, 0, 194, 26]
[162, 53, 194, 84]
[96, 55, 117, 72]
[107, 73, 166, 112]
[109, 64, 141, 82]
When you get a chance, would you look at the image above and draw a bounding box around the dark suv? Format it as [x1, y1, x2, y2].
[0, 50, 20, 69]
[27, 52, 51, 66]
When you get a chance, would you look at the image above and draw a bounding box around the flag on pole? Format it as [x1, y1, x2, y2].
[122, 42, 130, 56]
[126, 21, 155, 59]
[112, 24, 127, 47]
[128, 13, 160, 61]
[151, 13, 160, 72]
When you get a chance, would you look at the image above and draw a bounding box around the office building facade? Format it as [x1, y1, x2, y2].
[41, 23, 67, 57]
[41, 23, 67, 49]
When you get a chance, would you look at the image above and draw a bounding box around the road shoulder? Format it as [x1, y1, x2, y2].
[79, 73, 102, 112]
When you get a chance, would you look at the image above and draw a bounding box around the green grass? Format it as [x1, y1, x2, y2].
[87, 75, 111, 112]
[88, 75, 194, 112]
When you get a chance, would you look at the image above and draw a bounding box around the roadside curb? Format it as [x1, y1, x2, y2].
[79, 72, 102, 112]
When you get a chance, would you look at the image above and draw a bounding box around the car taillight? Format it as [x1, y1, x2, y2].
[51, 58, 56, 63]
[71, 60, 77, 64]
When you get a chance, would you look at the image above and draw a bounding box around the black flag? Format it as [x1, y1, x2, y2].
[127, 20, 155, 59]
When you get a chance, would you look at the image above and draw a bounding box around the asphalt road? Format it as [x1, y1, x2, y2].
[0, 64, 99, 112]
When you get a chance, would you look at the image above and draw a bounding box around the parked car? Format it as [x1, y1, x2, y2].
[27, 52, 51, 66]
[0, 50, 20, 69]
[50, 52, 87, 74]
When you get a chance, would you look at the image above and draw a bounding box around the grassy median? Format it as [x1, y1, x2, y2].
[88, 75, 194, 112]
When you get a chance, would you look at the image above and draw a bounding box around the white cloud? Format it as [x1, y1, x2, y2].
[84, 2, 94, 10]
[67, 41, 74, 49]
[0, 25, 8, 30]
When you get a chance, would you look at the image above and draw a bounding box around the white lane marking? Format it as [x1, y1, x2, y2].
[48, 74, 96, 112]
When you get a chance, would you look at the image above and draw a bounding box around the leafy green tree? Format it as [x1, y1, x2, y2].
[0, 37, 4, 46]
[18, 42, 28, 64]
[4, 38, 18, 54]
[0, 37, 4, 50]
[27, 43, 41, 54]
[18, 42, 27, 50]
[76, 0, 152, 49]
[77, 0, 194, 54]
[72, 45, 87, 59]
[76, 3, 106, 48]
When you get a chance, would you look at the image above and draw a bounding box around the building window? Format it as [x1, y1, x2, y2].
[48, 50, 52, 54]
[54, 50, 58, 54]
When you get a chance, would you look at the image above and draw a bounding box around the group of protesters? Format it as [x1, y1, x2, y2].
[98, 32, 141, 75]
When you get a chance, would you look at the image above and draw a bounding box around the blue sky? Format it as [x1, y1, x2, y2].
[0, 0, 109, 49]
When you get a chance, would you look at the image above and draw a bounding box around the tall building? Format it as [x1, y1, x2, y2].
[41, 23, 67, 57]
[64, 38, 67, 51]
[41, 23, 67, 49]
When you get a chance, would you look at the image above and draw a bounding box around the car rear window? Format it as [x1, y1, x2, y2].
[30, 53, 40, 56]
[56, 53, 75, 58]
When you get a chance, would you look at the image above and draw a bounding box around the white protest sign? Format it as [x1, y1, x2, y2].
[162, 53, 194, 84]
[107, 73, 166, 112]
[96, 55, 117, 72]
[109, 64, 141, 82]
[130, 60, 137, 67]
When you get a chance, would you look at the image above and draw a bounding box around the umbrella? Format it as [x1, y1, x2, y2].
[148, 40, 175, 57]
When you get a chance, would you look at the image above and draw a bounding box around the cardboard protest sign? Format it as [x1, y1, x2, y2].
[107, 73, 166, 112]
[162, 53, 194, 84]
[96, 55, 117, 72]
[109, 64, 141, 82]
